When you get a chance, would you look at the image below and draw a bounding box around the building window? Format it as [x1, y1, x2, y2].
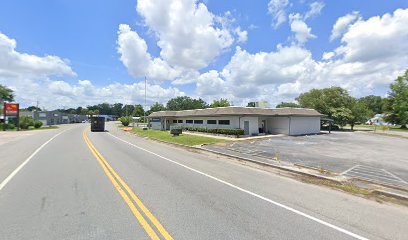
[194, 120, 203, 124]
[186, 120, 193, 124]
[207, 120, 217, 124]
[218, 120, 230, 125]
[173, 120, 177, 123]
[178, 120, 183, 123]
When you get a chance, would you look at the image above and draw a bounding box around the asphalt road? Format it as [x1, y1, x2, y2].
[0, 123, 407, 240]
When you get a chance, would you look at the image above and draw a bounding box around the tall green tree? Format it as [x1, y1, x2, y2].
[331, 107, 352, 128]
[247, 102, 256, 107]
[150, 102, 166, 112]
[26, 106, 42, 112]
[0, 84, 14, 102]
[348, 99, 373, 130]
[358, 95, 385, 114]
[210, 98, 231, 108]
[385, 70, 408, 128]
[133, 104, 145, 117]
[275, 102, 300, 108]
[112, 103, 124, 116]
[296, 87, 353, 126]
[122, 105, 135, 116]
[147, 102, 166, 115]
[166, 96, 208, 111]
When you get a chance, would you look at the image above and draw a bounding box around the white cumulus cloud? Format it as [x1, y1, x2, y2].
[136, 0, 235, 70]
[196, 8, 408, 107]
[117, 24, 180, 83]
[304, 1, 325, 20]
[0, 32, 75, 79]
[0, 32, 184, 109]
[289, 14, 316, 45]
[268, 0, 290, 29]
[330, 11, 360, 41]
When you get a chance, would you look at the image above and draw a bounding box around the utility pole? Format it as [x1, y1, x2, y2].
[144, 76, 147, 125]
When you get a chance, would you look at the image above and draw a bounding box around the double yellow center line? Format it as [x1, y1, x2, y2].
[82, 129, 173, 240]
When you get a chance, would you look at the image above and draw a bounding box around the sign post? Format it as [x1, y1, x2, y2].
[4, 103, 19, 131]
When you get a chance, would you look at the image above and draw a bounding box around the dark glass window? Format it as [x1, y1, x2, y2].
[194, 120, 203, 124]
[207, 120, 217, 124]
[186, 120, 193, 124]
[218, 120, 230, 125]
[178, 120, 183, 123]
[173, 120, 177, 123]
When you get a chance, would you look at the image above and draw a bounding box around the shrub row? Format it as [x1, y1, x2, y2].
[182, 127, 244, 136]
[0, 123, 15, 130]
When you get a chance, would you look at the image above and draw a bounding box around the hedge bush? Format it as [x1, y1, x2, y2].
[119, 116, 132, 126]
[34, 120, 43, 129]
[182, 127, 244, 136]
[19, 116, 34, 130]
[0, 123, 15, 130]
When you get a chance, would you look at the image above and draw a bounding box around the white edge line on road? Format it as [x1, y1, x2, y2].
[108, 133, 369, 240]
[0, 129, 69, 192]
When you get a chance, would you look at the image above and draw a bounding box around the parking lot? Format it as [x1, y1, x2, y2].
[204, 131, 408, 188]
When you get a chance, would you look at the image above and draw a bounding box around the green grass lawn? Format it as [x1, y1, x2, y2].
[28, 126, 59, 131]
[131, 127, 227, 146]
[352, 124, 408, 131]
[1, 125, 59, 131]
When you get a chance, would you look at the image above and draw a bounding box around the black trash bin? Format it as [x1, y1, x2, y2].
[91, 116, 105, 132]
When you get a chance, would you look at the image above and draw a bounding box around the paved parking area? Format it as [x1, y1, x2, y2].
[204, 131, 408, 188]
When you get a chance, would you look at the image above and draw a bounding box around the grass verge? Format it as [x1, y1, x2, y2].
[131, 127, 227, 146]
[353, 124, 408, 131]
[1, 126, 59, 131]
[299, 176, 408, 206]
[375, 132, 408, 140]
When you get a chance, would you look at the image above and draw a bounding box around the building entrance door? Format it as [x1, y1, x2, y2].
[244, 121, 249, 135]
[261, 120, 266, 133]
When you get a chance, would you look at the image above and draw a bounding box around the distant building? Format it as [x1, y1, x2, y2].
[21, 111, 88, 125]
[254, 101, 269, 108]
[366, 114, 391, 126]
[98, 115, 119, 121]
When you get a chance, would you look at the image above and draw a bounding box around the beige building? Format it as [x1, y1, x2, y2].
[148, 107, 323, 136]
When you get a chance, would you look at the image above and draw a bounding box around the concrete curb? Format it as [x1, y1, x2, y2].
[372, 190, 408, 201]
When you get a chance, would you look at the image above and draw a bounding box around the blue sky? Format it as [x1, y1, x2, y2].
[1, 0, 408, 109]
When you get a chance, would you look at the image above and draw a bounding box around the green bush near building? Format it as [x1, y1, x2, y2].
[19, 116, 34, 130]
[0, 123, 15, 130]
[182, 127, 244, 136]
[119, 116, 132, 126]
[34, 120, 43, 129]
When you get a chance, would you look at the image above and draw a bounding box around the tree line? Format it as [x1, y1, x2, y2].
[275, 70, 408, 129]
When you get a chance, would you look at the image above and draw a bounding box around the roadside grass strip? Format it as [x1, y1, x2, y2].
[131, 127, 226, 146]
[82, 129, 173, 240]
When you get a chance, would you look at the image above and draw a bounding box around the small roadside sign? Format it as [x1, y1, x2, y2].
[4, 103, 18, 116]
[4, 103, 20, 130]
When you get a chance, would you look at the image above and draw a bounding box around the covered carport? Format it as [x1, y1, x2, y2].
[265, 116, 321, 135]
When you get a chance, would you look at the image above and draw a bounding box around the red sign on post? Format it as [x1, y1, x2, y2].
[5, 103, 19, 116]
